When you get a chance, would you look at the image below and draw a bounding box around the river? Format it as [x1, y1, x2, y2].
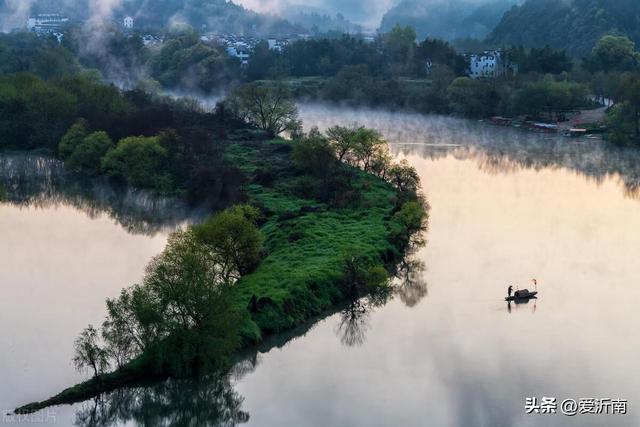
[3, 106, 640, 426]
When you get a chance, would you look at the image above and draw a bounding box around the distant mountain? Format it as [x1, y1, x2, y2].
[379, 0, 521, 41]
[0, 0, 305, 36]
[488, 0, 640, 56]
[277, 6, 363, 35]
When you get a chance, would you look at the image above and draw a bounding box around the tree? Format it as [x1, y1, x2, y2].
[227, 83, 301, 136]
[326, 125, 357, 162]
[350, 128, 388, 172]
[66, 131, 113, 175]
[141, 228, 243, 375]
[59, 119, 89, 159]
[101, 136, 172, 191]
[73, 325, 109, 379]
[193, 205, 264, 281]
[416, 38, 468, 76]
[510, 77, 588, 118]
[585, 35, 640, 73]
[292, 128, 339, 199]
[387, 160, 420, 195]
[607, 73, 640, 145]
[447, 77, 499, 118]
[382, 25, 417, 75]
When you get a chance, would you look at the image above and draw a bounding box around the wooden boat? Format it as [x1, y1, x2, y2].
[505, 289, 538, 301]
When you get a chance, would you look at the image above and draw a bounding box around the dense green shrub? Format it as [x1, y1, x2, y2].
[101, 136, 172, 191]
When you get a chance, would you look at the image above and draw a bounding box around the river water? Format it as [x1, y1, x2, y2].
[3, 106, 640, 426]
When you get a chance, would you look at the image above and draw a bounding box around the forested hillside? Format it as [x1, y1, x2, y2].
[380, 0, 521, 41]
[0, 0, 302, 36]
[489, 0, 640, 56]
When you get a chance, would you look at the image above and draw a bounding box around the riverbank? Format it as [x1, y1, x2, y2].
[14, 131, 427, 414]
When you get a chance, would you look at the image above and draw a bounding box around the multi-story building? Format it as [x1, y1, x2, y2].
[124, 16, 134, 29]
[27, 14, 69, 35]
[466, 50, 517, 79]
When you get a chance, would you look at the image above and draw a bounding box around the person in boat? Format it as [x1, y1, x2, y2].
[508, 285, 514, 298]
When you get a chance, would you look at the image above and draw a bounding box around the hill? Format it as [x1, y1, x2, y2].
[379, 0, 521, 41]
[0, 0, 303, 36]
[488, 0, 640, 56]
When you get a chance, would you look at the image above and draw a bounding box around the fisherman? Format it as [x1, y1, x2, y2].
[508, 285, 514, 298]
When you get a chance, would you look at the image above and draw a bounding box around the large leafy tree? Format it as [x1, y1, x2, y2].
[228, 83, 301, 136]
[585, 35, 640, 72]
[101, 136, 172, 190]
[193, 205, 264, 281]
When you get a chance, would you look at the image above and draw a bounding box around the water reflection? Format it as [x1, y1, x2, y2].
[74, 375, 249, 427]
[334, 252, 429, 347]
[394, 256, 429, 308]
[0, 154, 199, 236]
[335, 300, 372, 347]
[299, 104, 640, 202]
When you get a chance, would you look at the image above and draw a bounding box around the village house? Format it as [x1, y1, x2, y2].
[27, 14, 69, 35]
[466, 50, 517, 79]
[123, 16, 134, 29]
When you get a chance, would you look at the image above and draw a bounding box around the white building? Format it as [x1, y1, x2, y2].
[27, 14, 69, 34]
[466, 50, 517, 79]
[124, 16, 134, 29]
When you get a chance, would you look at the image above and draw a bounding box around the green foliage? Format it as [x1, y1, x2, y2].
[387, 159, 421, 197]
[393, 201, 429, 235]
[447, 77, 500, 118]
[0, 33, 80, 79]
[504, 45, 573, 74]
[73, 325, 109, 379]
[193, 205, 264, 281]
[150, 33, 240, 92]
[101, 136, 172, 191]
[383, 25, 418, 75]
[489, 0, 640, 56]
[59, 119, 90, 159]
[380, 0, 518, 41]
[510, 77, 589, 117]
[66, 131, 114, 175]
[96, 222, 251, 378]
[0, 73, 130, 151]
[417, 38, 469, 75]
[606, 73, 640, 145]
[228, 83, 301, 136]
[585, 35, 640, 72]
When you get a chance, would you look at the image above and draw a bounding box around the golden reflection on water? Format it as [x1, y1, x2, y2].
[229, 107, 640, 427]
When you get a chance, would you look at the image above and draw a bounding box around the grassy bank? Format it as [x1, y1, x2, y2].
[227, 138, 403, 337]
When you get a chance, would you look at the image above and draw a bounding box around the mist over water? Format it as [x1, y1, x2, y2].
[298, 103, 640, 201]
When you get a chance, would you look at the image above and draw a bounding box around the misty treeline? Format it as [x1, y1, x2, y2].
[244, 26, 590, 118]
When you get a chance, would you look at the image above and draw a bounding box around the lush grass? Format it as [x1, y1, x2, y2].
[225, 138, 400, 337]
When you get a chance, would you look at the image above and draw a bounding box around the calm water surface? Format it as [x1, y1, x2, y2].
[4, 106, 640, 426]
[0, 155, 190, 425]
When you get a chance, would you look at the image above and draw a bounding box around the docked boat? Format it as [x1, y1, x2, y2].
[505, 289, 538, 301]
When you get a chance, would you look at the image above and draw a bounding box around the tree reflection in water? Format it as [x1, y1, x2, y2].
[335, 248, 429, 347]
[394, 256, 428, 308]
[0, 154, 198, 236]
[74, 374, 250, 427]
[336, 299, 372, 347]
